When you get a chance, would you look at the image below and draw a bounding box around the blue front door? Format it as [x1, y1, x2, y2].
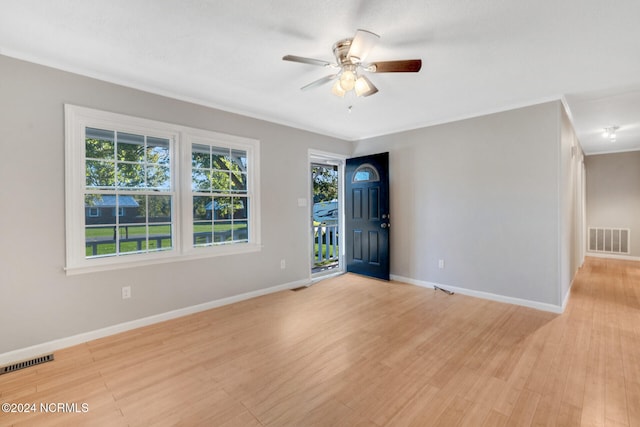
[345, 152, 390, 280]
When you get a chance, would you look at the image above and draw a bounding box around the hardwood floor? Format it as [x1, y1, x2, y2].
[2, 257, 640, 426]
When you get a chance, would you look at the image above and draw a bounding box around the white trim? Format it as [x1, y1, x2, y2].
[311, 270, 345, 283]
[64, 243, 262, 275]
[390, 275, 564, 314]
[0, 278, 308, 366]
[3, 51, 574, 142]
[64, 104, 261, 274]
[583, 147, 640, 156]
[308, 149, 347, 280]
[561, 266, 579, 312]
[585, 252, 640, 262]
[2, 49, 351, 141]
[355, 96, 565, 141]
[561, 286, 572, 312]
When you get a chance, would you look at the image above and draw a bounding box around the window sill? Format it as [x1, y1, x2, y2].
[64, 243, 263, 276]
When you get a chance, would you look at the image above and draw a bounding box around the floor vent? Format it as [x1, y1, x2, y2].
[0, 354, 54, 375]
[290, 286, 308, 292]
[588, 227, 630, 254]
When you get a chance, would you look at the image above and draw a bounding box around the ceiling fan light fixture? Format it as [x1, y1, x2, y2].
[355, 75, 378, 97]
[331, 79, 346, 97]
[347, 29, 380, 64]
[283, 29, 422, 98]
[339, 69, 356, 91]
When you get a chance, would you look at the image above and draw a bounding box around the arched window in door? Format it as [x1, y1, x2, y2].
[352, 163, 380, 183]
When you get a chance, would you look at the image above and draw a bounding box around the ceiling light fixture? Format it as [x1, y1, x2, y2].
[331, 68, 379, 98]
[339, 67, 356, 91]
[354, 75, 378, 97]
[283, 29, 422, 99]
[602, 126, 619, 142]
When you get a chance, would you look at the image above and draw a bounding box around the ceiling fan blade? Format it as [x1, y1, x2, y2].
[347, 29, 380, 63]
[369, 59, 422, 73]
[283, 55, 331, 67]
[301, 74, 339, 91]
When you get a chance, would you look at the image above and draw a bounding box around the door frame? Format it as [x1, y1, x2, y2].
[308, 149, 347, 281]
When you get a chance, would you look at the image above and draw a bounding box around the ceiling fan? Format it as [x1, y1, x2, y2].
[283, 29, 422, 98]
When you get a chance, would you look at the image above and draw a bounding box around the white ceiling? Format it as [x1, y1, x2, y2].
[2, 0, 640, 154]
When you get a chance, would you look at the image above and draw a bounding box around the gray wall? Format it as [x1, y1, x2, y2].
[353, 101, 575, 307]
[0, 54, 584, 357]
[0, 55, 351, 354]
[585, 151, 640, 257]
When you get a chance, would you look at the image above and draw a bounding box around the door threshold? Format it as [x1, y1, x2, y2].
[311, 269, 345, 283]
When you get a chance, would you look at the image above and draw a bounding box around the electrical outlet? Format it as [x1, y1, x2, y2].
[122, 286, 131, 299]
[280, 259, 286, 269]
[438, 259, 445, 269]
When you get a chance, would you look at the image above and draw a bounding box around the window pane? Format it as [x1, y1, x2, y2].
[193, 196, 212, 221]
[117, 163, 146, 188]
[147, 137, 170, 165]
[119, 225, 147, 254]
[352, 164, 380, 183]
[148, 224, 172, 251]
[86, 226, 116, 257]
[117, 195, 143, 224]
[193, 222, 213, 246]
[211, 171, 231, 192]
[86, 128, 115, 160]
[230, 149, 247, 171]
[86, 160, 115, 188]
[232, 197, 248, 220]
[213, 196, 232, 220]
[117, 132, 145, 162]
[211, 147, 230, 171]
[232, 222, 248, 242]
[192, 144, 211, 169]
[192, 169, 211, 192]
[85, 194, 116, 224]
[231, 172, 247, 193]
[214, 220, 233, 242]
[147, 165, 171, 190]
[148, 195, 172, 223]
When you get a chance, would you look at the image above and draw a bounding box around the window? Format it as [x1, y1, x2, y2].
[84, 127, 173, 258]
[352, 164, 380, 183]
[65, 105, 260, 274]
[191, 144, 249, 246]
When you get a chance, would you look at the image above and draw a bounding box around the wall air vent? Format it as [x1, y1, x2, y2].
[0, 354, 54, 375]
[588, 227, 630, 254]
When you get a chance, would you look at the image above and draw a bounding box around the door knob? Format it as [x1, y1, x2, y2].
[381, 223, 388, 228]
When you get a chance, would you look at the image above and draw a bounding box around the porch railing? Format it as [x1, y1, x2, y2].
[314, 224, 339, 265]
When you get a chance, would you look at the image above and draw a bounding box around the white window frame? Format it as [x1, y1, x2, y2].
[180, 128, 261, 258]
[65, 105, 261, 275]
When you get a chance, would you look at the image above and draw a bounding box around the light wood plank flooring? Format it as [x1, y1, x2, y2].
[2, 257, 640, 426]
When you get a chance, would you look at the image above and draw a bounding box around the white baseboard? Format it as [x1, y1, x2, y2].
[585, 252, 640, 262]
[0, 278, 309, 366]
[390, 275, 564, 314]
